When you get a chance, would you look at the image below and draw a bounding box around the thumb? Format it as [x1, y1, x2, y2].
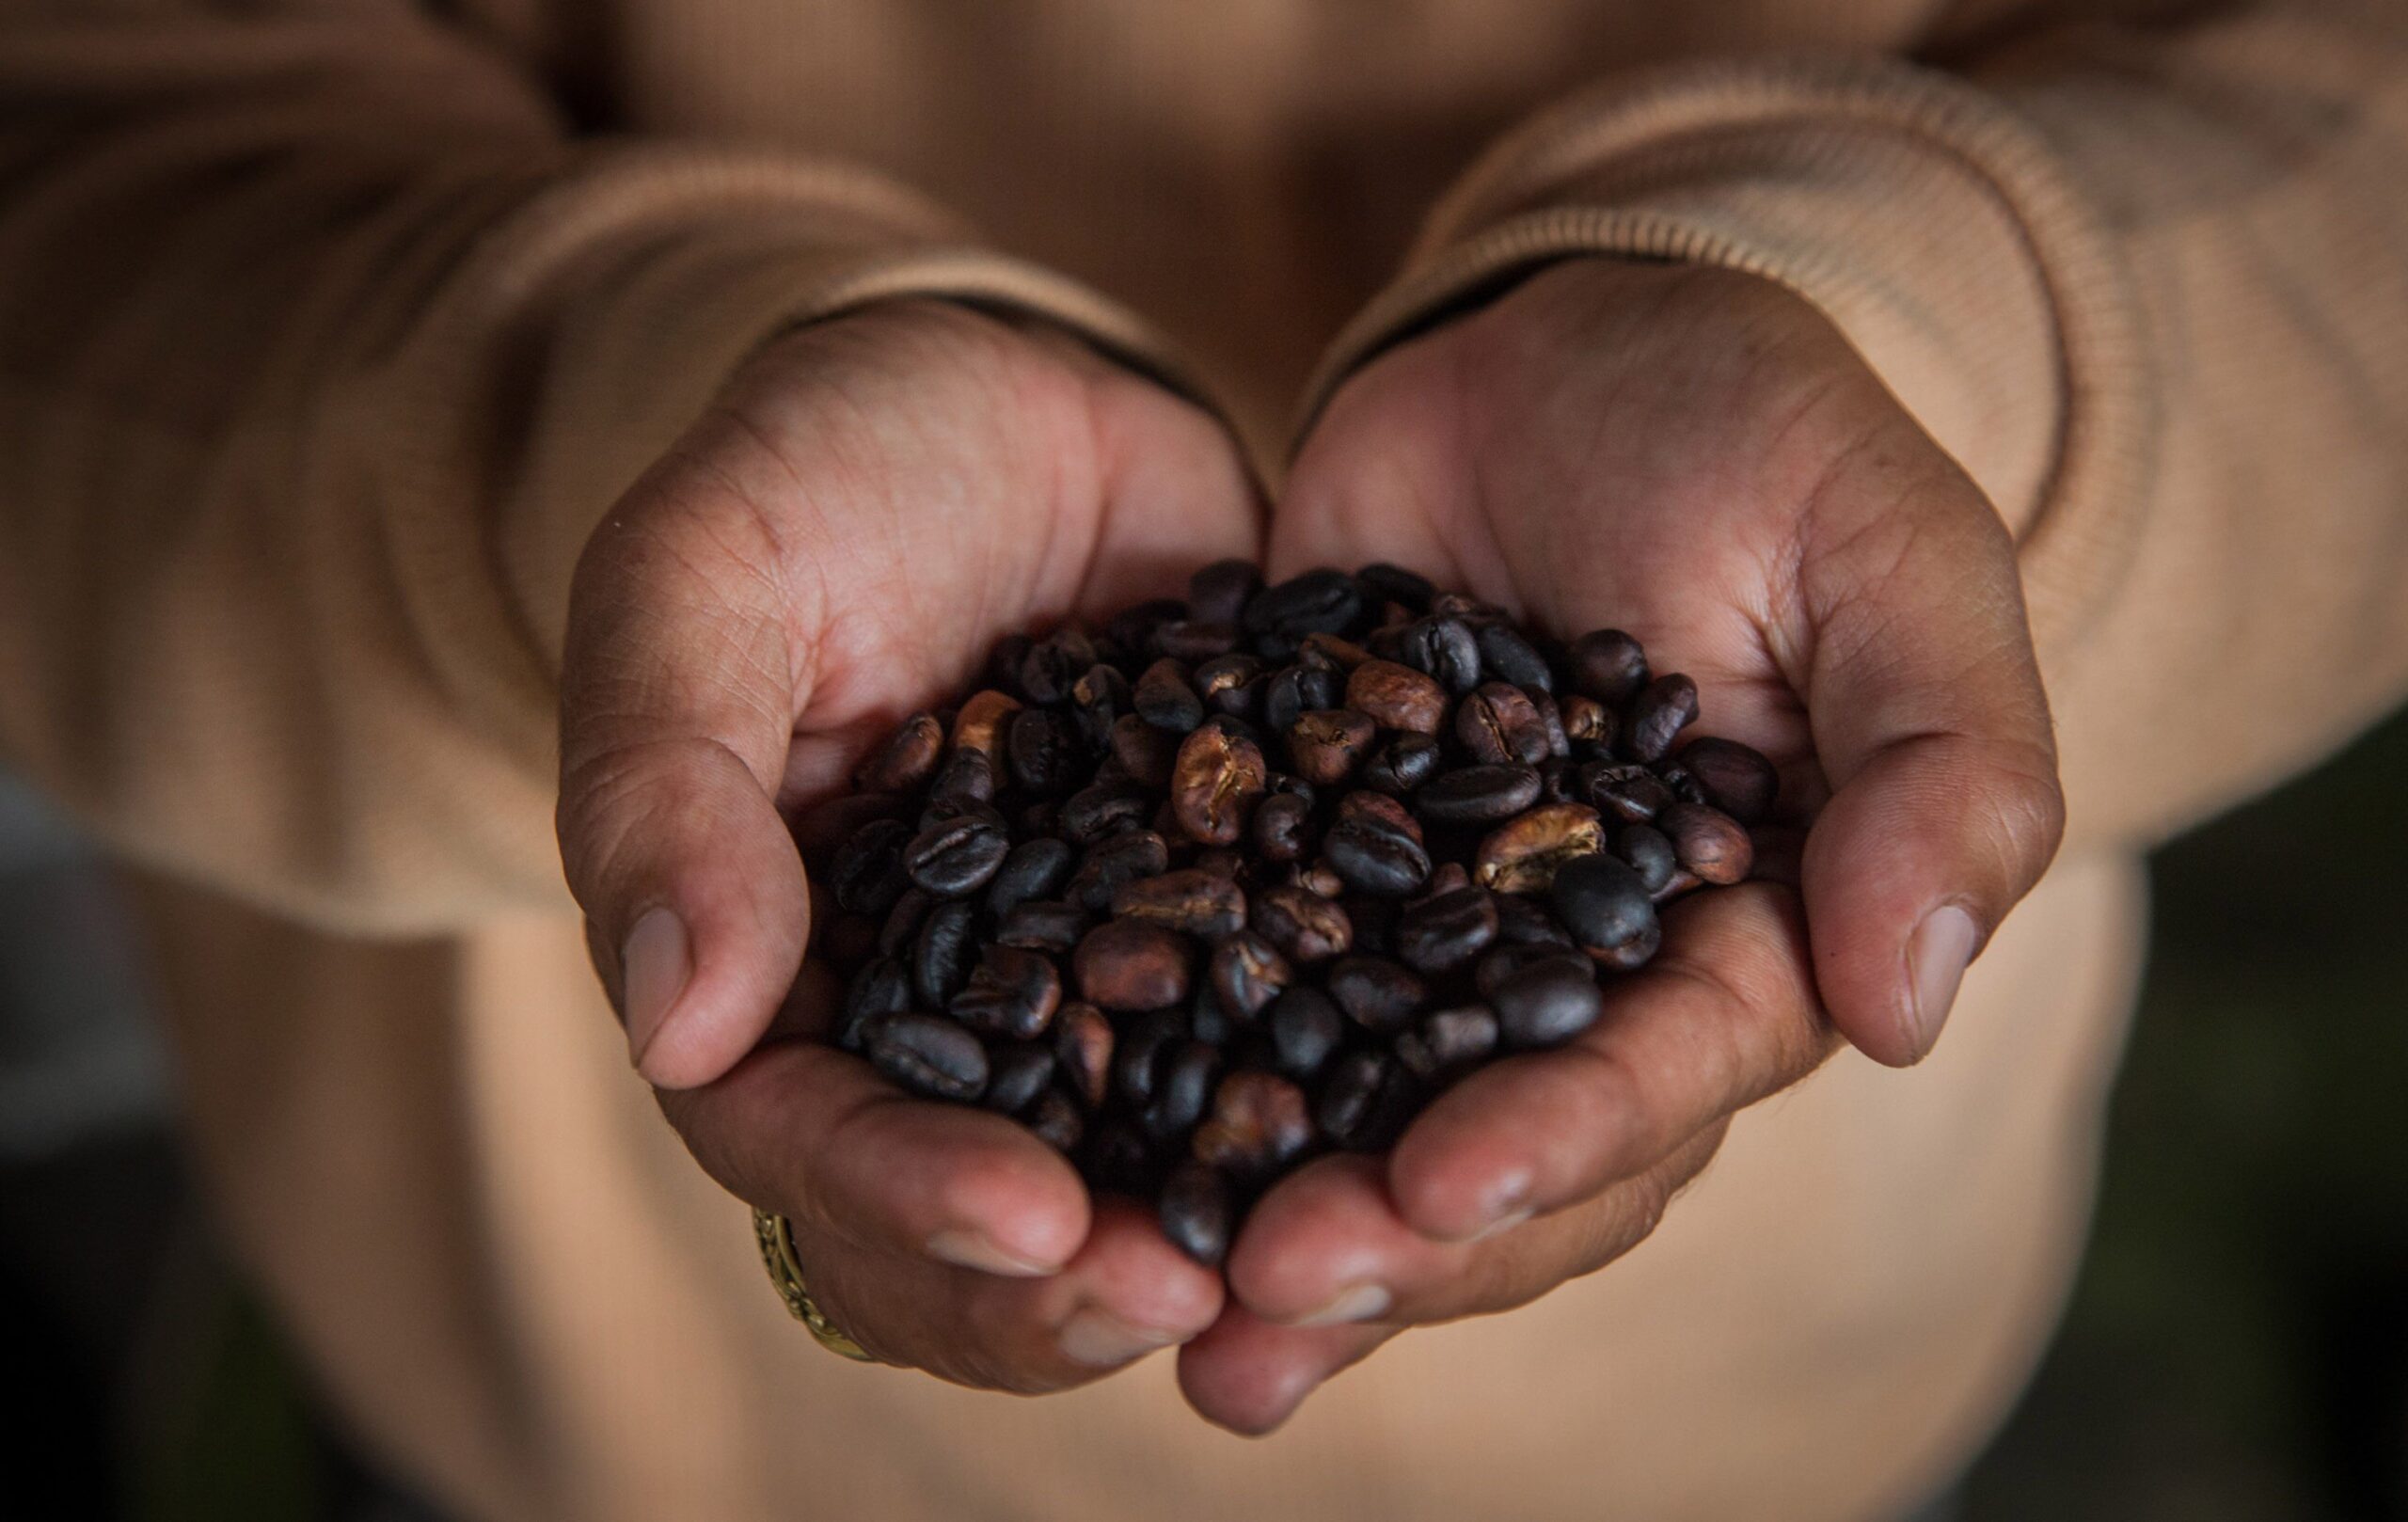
[556, 489, 815, 1091]
[1797, 464, 2066, 1067]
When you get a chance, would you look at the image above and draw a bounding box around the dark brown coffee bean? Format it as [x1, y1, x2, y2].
[1294, 860, 1348, 898]
[1396, 615, 1482, 693]
[1323, 812, 1433, 897]
[1568, 629, 1649, 706]
[950, 689, 1022, 758]
[1142, 1039, 1222, 1141]
[1019, 627, 1097, 706]
[1537, 756, 1581, 804]
[986, 838, 1073, 916]
[1070, 661, 1133, 727]
[1106, 712, 1177, 788]
[1074, 918, 1192, 1010]
[1250, 883, 1354, 961]
[949, 944, 1063, 1039]
[863, 1011, 989, 1102]
[1612, 824, 1680, 895]
[1159, 1161, 1234, 1267]
[1361, 733, 1443, 795]
[1245, 569, 1363, 643]
[1475, 803, 1606, 894]
[830, 817, 912, 915]
[1052, 1003, 1115, 1109]
[983, 1041, 1058, 1115]
[1492, 957, 1604, 1048]
[1355, 563, 1435, 612]
[1396, 885, 1499, 973]
[1107, 597, 1184, 657]
[1194, 653, 1266, 716]
[1192, 1071, 1314, 1180]
[1623, 674, 1701, 764]
[911, 898, 979, 1007]
[1067, 830, 1170, 912]
[1265, 986, 1345, 1081]
[1489, 892, 1572, 947]
[1559, 693, 1613, 748]
[993, 899, 1089, 955]
[1285, 708, 1376, 786]
[1326, 955, 1426, 1036]
[1457, 682, 1549, 766]
[1530, 691, 1572, 759]
[1111, 1008, 1188, 1108]
[1550, 851, 1657, 959]
[1024, 1088, 1085, 1153]
[1208, 930, 1292, 1023]
[1416, 764, 1544, 823]
[926, 746, 999, 813]
[1579, 761, 1676, 824]
[1170, 724, 1268, 846]
[853, 712, 943, 792]
[1656, 761, 1707, 806]
[1592, 918, 1663, 971]
[1058, 780, 1153, 844]
[1262, 664, 1345, 734]
[1113, 867, 1247, 939]
[1337, 788, 1423, 844]
[1251, 791, 1314, 863]
[904, 812, 1010, 897]
[1475, 943, 1590, 1000]
[1678, 737, 1781, 824]
[1344, 658, 1448, 735]
[878, 886, 935, 958]
[1189, 558, 1264, 625]
[1134, 658, 1205, 733]
[1397, 1004, 1500, 1079]
[1007, 706, 1079, 795]
[837, 957, 912, 1050]
[1415, 861, 1472, 902]
[1152, 619, 1244, 663]
[1657, 801, 1755, 885]
[1474, 624, 1552, 692]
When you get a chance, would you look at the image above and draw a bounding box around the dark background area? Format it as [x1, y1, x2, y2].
[4, 706, 2404, 1521]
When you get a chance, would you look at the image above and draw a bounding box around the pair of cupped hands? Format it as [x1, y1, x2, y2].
[553, 260, 2065, 1433]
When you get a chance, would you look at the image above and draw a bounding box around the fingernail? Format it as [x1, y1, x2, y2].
[1289, 1282, 1391, 1327]
[1449, 1169, 1532, 1243]
[622, 907, 691, 1072]
[1058, 1308, 1182, 1369]
[1906, 905, 1980, 1059]
[1467, 1204, 1535, 1245]
[926, 1228, 1058, 1278]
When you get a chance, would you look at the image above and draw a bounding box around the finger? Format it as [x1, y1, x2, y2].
[1387, 885, 1832, 1242]
[1796, 452, 2066, 1065]
[801, 1198, 1226, 1392]
[1225, 1132, 1718, 1334]
[1176, 1303, 1391, 1436]
[662, 1036, 1090, 1275]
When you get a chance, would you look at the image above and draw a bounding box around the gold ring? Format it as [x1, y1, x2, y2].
[752, 1208, 879, 1362]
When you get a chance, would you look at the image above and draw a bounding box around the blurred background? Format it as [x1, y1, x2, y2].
[4, 707, 2403, 1522]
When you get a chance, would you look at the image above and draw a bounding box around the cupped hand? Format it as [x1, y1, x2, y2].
[555, 300, 1258, 1389]
[1180, 260, 2065, 1432]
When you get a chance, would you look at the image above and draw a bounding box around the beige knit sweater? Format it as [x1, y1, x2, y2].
[4, 2, 2404, 1518]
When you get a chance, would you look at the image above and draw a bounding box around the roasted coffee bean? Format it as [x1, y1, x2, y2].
[1153, 619, 1244, 663]
[1113, 1008, 1190, 1107]
[1189, 558, 1264, 625]
[983, 1041, 1058, 1115]
[1355, 563, 1436, 613]
[1286, 708, 1377, 786]
[986, 838, 1073, 916]
[878, 886, 935, 959]
[1052, 1003, 1115, 1109]
[1345, 658, 1448, 735]
[1489, 891, 1572, 947]
[1142, 1039, 1222, 1141]
[1580, 761, 1675, 823]
[863, 1012, 989, 1102]
[1491, 957, 1604, 1048]
[1458, 682, 1550, 766]
[1475, 942, 1590, 1000]
[1567, 629, 1649, 705]
[904, 812, 1010, 897]
[837, 957, 912, 1050]
[1170, 724, 1268, 846]
[854, 712, 944, 792]
[1294, 861, 1347, 898]
[1417, 860, 1472, 901]
[1244, 568, 1363, 643]
[927, 747, 999, 813]
[1623, 674, 1701, 764]
[1398, 1004, 1500, 1079]
[1474, 624, 1553, 692]
[1194, 653, 1265, 713]
[994, 899, 1088, 956]
[1024, 1088, 1085, 1153]
[1107, 598, 1184, 657]
[1315, 1052, 1388, 1148]
[1678, 737, 1780, 824]
[1416, 763, 1544, 823]
[1002, 707, 1077, 796]
[1264, 987, 1345, 1081]
[1537, 756, 1580, 804]
[1160, 1161, 1234, 1268]
[1550, 851, 1657, 959]
[1250, 884, 1354, 961]
[911, 899, 979, 1007]
[1396, 615, 1482, 694]
[830, 817, 912, 915]
[1361, 733, 1443, 795]
[1337, 789, 1423, 845]
[1613, 824, 1680, 895]
[1059, 780, 1154, 844]
[1114, 868, 1247, 939]
[1396, 885, 1499, 973]
[1193, 1071, 1314, 1180]
[1474, 803, 1605, 894]
[1106, 712, 1180, 790]
[1209, 931, 1292, 1023]
[1325, 955, 1425, 1036]
[1250, 792, 1314, 863]
[1070, 660, 1133, 725]
[951, 689, 1022, 758]
[1559, 693, 1613, 747]
[1134, 658, 1207, 734]
[1323, 812, 1432, 897]
[1531, 691, 1572, 759]
[1592, 918, 1663, 971]
[1074, 918, 1192, 1010]
[1020, 627, 1096, 706]
[1262, 664, 1344, 734]
[949, 944, 1063, 1040]
[1067, 830, 1170, 912]
[1657, 801, 1754, 885]
[1657, 761, 1707, 805]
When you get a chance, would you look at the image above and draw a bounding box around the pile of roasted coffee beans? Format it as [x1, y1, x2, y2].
[799, 563, 1778, 1267]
